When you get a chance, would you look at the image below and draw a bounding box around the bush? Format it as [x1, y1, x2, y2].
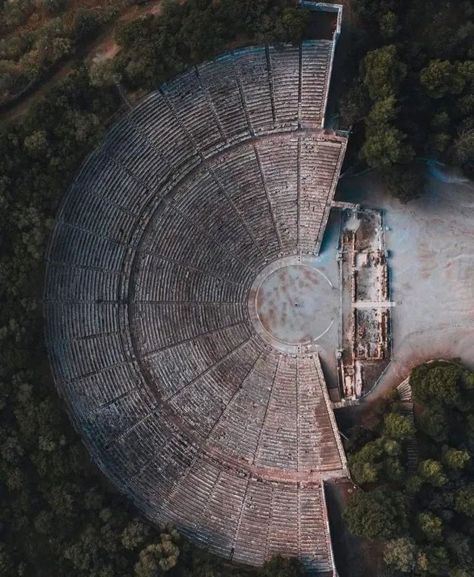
[344, 488, 407, 540]
[383, 537, 417, 573]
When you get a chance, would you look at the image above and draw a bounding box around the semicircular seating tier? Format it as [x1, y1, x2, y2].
[45, 40, 349, 576]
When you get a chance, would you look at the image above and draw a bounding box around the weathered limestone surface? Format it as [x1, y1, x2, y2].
[45, 41, 347, 575]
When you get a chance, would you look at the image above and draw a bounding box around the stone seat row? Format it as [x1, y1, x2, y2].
[139, 201, 261, 279]
[56, 132, 344, 288]
[134, 254, 248, 303]
[63, 379, 336, 573]
[145, 323, 257, 399]
[49, 311, 346, 474]
[159, 453, 333, 571]
[53, 40, 339, 276]
[198, 353, 345, 473]
[132, 301, 249, 354]
[44, 38, 347, 577]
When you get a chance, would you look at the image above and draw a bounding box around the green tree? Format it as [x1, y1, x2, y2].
[454, 484, 474, 517]
[420, 60, 465, 99]
[383, 537, 417, 573]
[279, 8, 309, 44]
[411, 364, 463, 408]
[344, 489, 406, 540]
[339, 81, 370, 126]
[23, 130, 49, 159]
[122, 520, 152, 551]
[362, 45, 407, 100]
[383, 412, 415, 441]
[351, 460, 380, 484]
[378, 11, 399, 39]
[418, 512, 443, 541]
[418, 406, 448, 441]
[89, 59, 122, 88]
[361, 125, 414, 169]
[418, 459, 448, 487]
[135, 531, 181, 577]
[366, 95, 398, 124]
[450, 129, 474, 177]
[416, 546, 450, 575]
[259, 556, 305, 577]
[442, 448, 470, 471]
[383, 456, 405, 482]
[346, 362, 474, 576]
[383, 163, 424, 203]
[382, 438, 401, 457]
[349, 440, 384, 485]
[405, 474, 423, 495]
[446, 532, 473, 569]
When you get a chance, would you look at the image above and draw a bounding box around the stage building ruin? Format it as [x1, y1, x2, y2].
[337, 208, 392, 399]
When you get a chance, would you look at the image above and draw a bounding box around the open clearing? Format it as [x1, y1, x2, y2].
[336, 169, 474, 399]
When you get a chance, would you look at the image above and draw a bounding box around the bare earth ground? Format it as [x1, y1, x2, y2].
[335, 168, 474, 400]
[325, 479, 384, 577]
[0, 0, 162, 122]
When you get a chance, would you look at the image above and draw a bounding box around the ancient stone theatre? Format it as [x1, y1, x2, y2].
[45, 12, 349, 575]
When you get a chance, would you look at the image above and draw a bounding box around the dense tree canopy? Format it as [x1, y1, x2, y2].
[111, 0, 308, 90]
[339, 0, 474, 199]
[0, 0, 125, 105]
[344, 361, 474, 576]
[343, 488, 408, 540]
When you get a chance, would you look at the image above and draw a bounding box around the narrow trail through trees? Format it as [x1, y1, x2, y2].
[0, 0, 162, 123]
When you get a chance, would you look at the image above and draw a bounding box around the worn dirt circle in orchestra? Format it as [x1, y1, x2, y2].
[248, 257, 336, 354]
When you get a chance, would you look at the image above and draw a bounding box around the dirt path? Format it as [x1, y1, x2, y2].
[0, 0, 162, 123]
[325, 479, 383, 577]
[88, 0, 163, 64]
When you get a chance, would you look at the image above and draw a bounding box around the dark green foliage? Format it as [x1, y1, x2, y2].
[382, 162, 425, 204]
[355, 42, 415, 189]
[383, 412, 415, 441]
[112, 0, 308, 90]
[418, 459, 448, 487]
[343, 488, 407, 539]
[361, 45, 406, 100]
[416, 545, 450, 575]
[349, 439, 385, 484]
[361, 123, 414, 169]
[418, 512, 443, 541]
[420, 60, 467, 99]
[134, 530, 181, 576]
[442, 448, 470, 471]
[345, 362, 474, 576]
[411, 364, 464, 408]
[448, 129, 474, 180]
[0, 1, 121, 105]
[339, 0, 474, 195]
[455, 484, 474, 518]
[383, 537, 417, 573]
